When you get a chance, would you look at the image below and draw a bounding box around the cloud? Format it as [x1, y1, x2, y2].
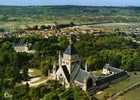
[0, 0, 139, 6]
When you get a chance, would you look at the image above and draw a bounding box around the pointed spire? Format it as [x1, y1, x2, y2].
[53, 61, 56, 74]
[64, 34, 77, 55]
[69, 33, 72, 45]
[58, 51, 62, 67]
[85, 63, 88, 72]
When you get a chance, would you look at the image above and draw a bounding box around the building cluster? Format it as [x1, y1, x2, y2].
[0, 32, 12, 38]
[14, 42, 35, 53]
[51, 35, 128, 96]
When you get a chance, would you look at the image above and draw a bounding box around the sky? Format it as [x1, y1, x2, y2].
[0, 0, 140, 6]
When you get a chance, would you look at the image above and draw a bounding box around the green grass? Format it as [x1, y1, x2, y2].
[95, 72, 140, 100]
[29, 68, 42, 77]
[93, 70, 104, 76]
[117, 87, 140, 100]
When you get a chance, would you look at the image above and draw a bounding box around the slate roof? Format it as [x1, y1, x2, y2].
[104, 64, 123, 73]
[74, 69, 91, 83]
[62, 65, 70, 82]
[64, 44, 77, 55]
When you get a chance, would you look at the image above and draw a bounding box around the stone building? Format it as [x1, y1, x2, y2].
[52, 37, 96, 94]
[51, 35, 128, 95]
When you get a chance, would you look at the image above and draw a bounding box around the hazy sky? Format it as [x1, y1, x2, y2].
[0, 0, 140, 6]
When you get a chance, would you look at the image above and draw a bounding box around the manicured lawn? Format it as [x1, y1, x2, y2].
[95, 72, 140, 100]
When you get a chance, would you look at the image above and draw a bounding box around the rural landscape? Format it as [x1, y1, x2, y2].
[0, 4, 140, 100]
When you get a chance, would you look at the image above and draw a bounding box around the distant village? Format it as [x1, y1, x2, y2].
[0, 22, 140, 39]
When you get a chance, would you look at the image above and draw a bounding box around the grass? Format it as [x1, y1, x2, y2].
[117, 87, 140, 100]
[31, 76, 48, 84]
[95, 72, 140, 100]
[0, 19, 76, 32]
[29, 68, 42, 77]
[93, 70, 104, 76]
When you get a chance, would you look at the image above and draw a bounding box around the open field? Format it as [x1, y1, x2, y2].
[116, 87, 140, 100]
[1, 6, 140, 31]
[95, 72, 140, 100]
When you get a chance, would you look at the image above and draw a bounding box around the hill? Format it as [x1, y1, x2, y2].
[0, 6, 140, 31]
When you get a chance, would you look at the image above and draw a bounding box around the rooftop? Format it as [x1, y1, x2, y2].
[64, 44, 77, 55]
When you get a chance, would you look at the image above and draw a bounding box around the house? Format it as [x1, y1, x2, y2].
[96, 64, 128, 91]
[102, 64, 123, 75]
[14, 43, 35, 53]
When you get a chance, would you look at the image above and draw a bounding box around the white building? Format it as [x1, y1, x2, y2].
[14, 43, 35, 53]
[102, 64, 123, 75]
[52, 39, 96, 94]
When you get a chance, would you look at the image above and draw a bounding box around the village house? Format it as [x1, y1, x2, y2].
[14, 42, 35, 53]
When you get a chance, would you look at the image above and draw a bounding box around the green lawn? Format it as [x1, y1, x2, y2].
[95, 72, 140, 100]
[117, 87, 140, 100]
[93, 70, 103, 76]
[29, 68, 42, 77]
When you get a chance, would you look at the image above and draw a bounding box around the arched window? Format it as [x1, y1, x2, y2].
[86, 78, 93, 90]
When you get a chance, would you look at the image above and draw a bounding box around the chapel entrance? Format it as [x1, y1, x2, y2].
[86, 78, 93, 89]
[86, 78, 94, 96]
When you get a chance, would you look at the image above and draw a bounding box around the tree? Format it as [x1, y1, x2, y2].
[86, 56, 97, 71]
[22, 67, 29, 81]
[12, 85, 30, 100]
[51, 94, 59, 100]
[40, 60, 52, 76]
[40, 25, 47, 30]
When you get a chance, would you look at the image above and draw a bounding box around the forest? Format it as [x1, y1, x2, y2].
[0, 32, 140, 99]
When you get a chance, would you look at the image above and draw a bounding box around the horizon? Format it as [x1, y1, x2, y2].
[0, 5, 140, 7]
[0, 0, 140, 7]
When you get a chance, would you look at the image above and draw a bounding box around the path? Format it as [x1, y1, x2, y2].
[22, 76, 53, 87]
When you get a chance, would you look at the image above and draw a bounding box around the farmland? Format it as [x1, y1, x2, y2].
[0, 6, 140, 31]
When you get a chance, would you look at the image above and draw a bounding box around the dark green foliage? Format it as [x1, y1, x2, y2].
[0, 40, 32, 99]
[0, 32, 139, 99]
[12, 84, 30, 100]
[74, 33, 140, 71]
[51, 94, 60, 100]
[29, 80, 64, 100]
[40, 58, 53, 76]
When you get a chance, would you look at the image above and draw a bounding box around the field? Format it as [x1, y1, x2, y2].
[0, 5, 140, 100]
[117, 87, 140, 100]
[1, 6, 140, 31]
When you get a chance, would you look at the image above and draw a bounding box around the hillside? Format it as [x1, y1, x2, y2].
[1, 6, 140, 17]
[0, 6, 140, 31]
